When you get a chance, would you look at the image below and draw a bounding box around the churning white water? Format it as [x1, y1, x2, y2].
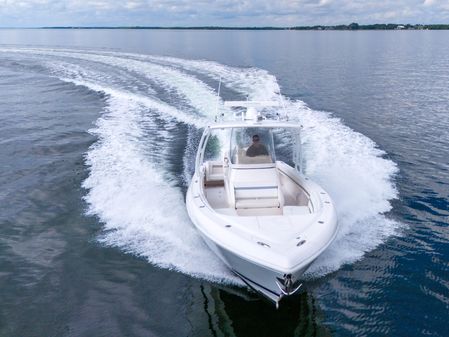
[0, 47, 401, 284]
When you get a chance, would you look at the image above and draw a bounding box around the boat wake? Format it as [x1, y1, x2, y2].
[0, 47, 402, 284]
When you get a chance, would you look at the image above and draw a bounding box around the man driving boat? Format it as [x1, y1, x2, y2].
[246, 134, 269, 157]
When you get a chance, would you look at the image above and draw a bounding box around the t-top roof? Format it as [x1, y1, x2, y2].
[208, 120, 302, 129]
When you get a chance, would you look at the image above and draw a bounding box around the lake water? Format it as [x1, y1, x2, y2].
[0, 29, 448, 336]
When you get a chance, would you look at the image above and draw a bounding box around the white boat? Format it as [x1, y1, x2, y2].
[186, 100, 338, 307]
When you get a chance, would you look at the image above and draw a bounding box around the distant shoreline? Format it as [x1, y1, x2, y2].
[2, 23, 449, 30]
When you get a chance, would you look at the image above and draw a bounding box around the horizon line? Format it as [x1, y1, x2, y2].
[1, 23, 449, 30]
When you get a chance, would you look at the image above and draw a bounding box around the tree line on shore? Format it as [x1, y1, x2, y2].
[292, 23, 448, 30]
[41, 23, 449, 30]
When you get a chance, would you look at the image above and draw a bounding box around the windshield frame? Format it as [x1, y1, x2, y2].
[195, 124, 303, 173]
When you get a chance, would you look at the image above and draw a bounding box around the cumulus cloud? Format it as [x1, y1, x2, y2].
[0, 0, 448, 27]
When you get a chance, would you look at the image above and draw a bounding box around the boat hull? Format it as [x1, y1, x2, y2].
[186, 162, 338, 306]
[196, 223, 313, 304]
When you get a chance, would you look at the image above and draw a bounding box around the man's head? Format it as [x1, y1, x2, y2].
[252, 134, 260, 143]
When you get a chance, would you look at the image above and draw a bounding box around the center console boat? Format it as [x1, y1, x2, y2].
[186, 101, 338, 307]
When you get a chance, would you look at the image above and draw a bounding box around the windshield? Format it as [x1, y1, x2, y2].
[201, 128, 230, 163]
[196, 126, 302, 171]
[230, 127, 275, 164]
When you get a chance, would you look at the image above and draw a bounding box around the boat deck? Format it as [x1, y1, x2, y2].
[203, 164, 312, 216]
[205, 186, 229, 209]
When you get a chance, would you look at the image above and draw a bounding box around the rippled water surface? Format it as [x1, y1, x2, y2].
[0, 30, 448, 337]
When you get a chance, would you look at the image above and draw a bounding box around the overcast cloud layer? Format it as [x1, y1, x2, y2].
[0, 0, 448, 27]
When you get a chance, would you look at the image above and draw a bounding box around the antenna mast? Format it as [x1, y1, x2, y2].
[276, 82, 288, 119]
[214, 77, 222, 120]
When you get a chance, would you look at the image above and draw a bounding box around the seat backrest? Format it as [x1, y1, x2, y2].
[235, 148, 273, 165]
[229, 167, 283, 209]
[205, 161, 224, 181]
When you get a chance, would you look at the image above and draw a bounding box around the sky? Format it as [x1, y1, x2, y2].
[0, 0, 448, 27]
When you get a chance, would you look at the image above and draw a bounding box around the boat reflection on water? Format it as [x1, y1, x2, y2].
[188, 282, 331, 337]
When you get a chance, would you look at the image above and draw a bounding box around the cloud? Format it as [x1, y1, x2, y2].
[423, 0, 436, 6]
[0, 0, 448, 27]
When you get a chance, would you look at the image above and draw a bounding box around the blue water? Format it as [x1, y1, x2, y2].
[0, 30, 448, 336]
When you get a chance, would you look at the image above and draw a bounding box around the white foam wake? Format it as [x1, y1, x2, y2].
[82, 95, 237, 283]
[294, 102, 400, 276]
[0, 47, 402, 284]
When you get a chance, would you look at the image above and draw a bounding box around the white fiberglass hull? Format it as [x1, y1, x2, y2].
[186, 165, 338, 305]
[199, 232, 312, 303]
